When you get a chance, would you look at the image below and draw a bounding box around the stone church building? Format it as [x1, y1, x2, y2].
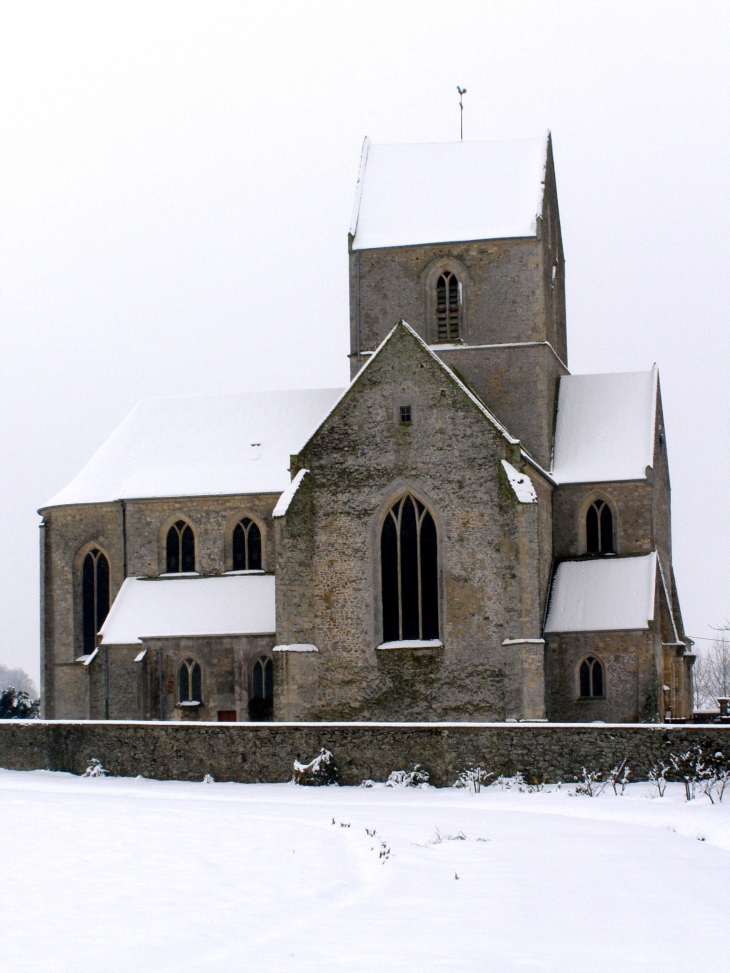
[39, 133, 694, 724]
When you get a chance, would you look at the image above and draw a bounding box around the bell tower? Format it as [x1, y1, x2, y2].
[348, 133, 567, 469]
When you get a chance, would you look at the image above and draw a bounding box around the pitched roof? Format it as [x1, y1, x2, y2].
[42, 388, 343, 508]
[551, 368, 657, 484]
[544, 553, 657, 633]
[350, 135, 549, 251]
[296, 321, 518, 460]
[99, 574, 275, 645]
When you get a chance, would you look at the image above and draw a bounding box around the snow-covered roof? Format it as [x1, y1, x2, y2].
[42, 388, 343, 508]
[551, 368, 657, 484]
[350, 135, 549, 250]
[544, 553, 657, 633]
[99, 574, 275, 645]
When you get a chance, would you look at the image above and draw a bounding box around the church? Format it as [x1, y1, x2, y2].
[39, 133, 694, 724]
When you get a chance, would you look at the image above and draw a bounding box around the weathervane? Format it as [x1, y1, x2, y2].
[457, 86, 467, 140]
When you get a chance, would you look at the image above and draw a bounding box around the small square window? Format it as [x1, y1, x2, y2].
[399, 405, 412, 425]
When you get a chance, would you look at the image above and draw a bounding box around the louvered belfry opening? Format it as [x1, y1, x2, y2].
[436, 271, 460, 341]
[81, 548, 110, 655]
[381, 494, 439, 643]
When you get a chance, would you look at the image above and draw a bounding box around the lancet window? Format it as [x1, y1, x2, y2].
[232, 517, 262, 571]
[586, 499, 614, 554]
[381, 494, 439, 643]
[579, 656, 604, 698]
[166, 520, 195, 573]
[82, 548, 110, 655]
[178, 658, 202, 703]
[249, 656, 273, 721]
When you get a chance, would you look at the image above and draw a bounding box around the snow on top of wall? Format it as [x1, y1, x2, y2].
[544, 553, 657, 633]
[42, 388, 343, 508]
[99, 574, 275, 645]
[351, 135, 548, 250]
[501, 460, 538, 503]
[551, 369, 657, 484]
[272, 468, 308, 518]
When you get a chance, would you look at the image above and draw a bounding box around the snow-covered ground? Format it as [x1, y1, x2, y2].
[1, 769, 729, 972]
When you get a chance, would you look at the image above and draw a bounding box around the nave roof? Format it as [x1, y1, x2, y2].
[41, 387, 343, 509]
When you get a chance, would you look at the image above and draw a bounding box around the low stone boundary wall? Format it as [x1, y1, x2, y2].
[1, 720, 729, 786]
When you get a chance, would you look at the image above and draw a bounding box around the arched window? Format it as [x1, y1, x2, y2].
[586, 499, 614, 554]
[381, 494, 438, 643]
[579, 656, 604, 698]
[82, 548, 110, 655]
[436, 271, 460, 341]
[166, 520, 195, 573]
[232, 517, 262, 571]
[249, 656, 273, 721]
[178, 658, 202, 703]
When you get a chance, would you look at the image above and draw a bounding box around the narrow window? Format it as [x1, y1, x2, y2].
[178, 658, 202, 703]
[232, 517, 262, 571]
[436, 271, 460, 341]
[381, 494, 439, 642]
[399, 405, 412, 425]
[249, 656, 273, 721]
[586, 500, 614, 554]
[166, 520, 195, 573]
[81, 548, 111, 655]
[579, 656, 604, 698]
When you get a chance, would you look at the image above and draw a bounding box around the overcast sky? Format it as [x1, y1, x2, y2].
[1, 1, 728, 684]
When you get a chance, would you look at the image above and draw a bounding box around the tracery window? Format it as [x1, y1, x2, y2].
[586, 499, 614, 554]
[381, 494, 438, 642]
[436, 271, 460, 341]
[82, 548, 110, 655]
[232, 517, 262, 571]
[579, 656, 604, 698]
[249, 656, 273, 721]
[166, 520, 195, 573]
[178, 658, 202, 703]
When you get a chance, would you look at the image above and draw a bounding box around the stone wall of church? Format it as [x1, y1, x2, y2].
[552, 480, 655, 559]
[544, 626, 662, 722]
[435, 343, 566, 469]
[276, 325, 549, 723]
[40, 492, 279, 720]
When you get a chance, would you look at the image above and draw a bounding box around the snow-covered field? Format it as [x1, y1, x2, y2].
[1, 769, 729, 972]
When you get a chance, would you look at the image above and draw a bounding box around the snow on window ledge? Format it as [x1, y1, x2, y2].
[158, 572, 200, 579]
[377, 639, 443, 650]
[177, 700, 202, 707]
[273, 643, 319, 653]
[224, 569, 266, 576]
[75, 648, 99, 666]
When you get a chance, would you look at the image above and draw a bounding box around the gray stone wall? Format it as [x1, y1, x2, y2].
[40, 492, 279, 719]
[545, 626, 661, 723]
[276, 324, 549, 723]
[1, 719, 728, 787]
[552, 480, 656, 559]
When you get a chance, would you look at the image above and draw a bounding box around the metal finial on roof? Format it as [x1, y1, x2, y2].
[457, 86, 467, 140]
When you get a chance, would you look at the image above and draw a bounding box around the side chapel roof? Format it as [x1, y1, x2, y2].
[99, 574, 275, 645]
[551, 367, 658, 484]
[350, 134, 550, 251]
[41, 388, 343, 509]
[544, 553, 657, 633]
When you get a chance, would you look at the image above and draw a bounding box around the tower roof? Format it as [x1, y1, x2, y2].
[350, 134, 549, 251]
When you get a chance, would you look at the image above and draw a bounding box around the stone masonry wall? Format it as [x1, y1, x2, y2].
[275, 325, 549, 723]
[40, 492, 279, 720]
[1, 720, 728, 788]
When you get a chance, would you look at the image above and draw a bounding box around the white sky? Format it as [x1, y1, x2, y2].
[1, 1, 728, 682]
